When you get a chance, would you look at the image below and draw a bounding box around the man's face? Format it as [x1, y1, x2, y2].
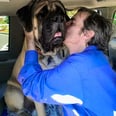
[64, 11, 89, 46]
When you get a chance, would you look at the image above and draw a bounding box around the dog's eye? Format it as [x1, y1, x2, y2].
[51, 16, 65, 23]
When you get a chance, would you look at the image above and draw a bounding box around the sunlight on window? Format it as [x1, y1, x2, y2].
[67, 9, 77, 18]
[113, 12, 116, 25]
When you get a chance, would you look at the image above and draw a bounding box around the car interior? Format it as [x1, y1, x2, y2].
[0, 0, 116, 115]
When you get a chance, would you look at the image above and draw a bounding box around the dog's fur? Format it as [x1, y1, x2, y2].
[4, 0, 69, 116]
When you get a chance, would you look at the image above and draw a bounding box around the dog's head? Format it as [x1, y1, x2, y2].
[16, 0, 69, 55]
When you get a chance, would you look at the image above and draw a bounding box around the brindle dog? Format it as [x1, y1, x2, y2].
[4, 0, 69, 116]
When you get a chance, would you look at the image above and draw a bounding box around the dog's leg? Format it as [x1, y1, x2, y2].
[4, 83, 24, 112]
[4, 39, 46, 115]
[4, 45, 26, 114]
[34, 101, 46, 116]
[16, 0, 37, 32]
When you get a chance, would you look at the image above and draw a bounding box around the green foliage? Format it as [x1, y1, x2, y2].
[113, 13, 116, 25]
[4, 16, 9, 24]
[0, 16, 9, 24]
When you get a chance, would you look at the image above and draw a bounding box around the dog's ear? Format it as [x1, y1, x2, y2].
[16, 1, 36, 32]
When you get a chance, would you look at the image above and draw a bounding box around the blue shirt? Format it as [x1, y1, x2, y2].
[18, 46, 116, 116]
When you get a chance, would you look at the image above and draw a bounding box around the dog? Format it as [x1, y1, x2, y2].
[4, 0, 69, 116]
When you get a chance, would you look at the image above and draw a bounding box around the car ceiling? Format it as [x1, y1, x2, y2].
[0, 0, 116, 16]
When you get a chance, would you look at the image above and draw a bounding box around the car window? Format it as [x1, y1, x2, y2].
[0, 16, 9, 51]
[113, 11, 116, 25]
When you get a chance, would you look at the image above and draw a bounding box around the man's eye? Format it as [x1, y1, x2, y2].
[70, 18, 75, 24]
[71, 20, 75, 25]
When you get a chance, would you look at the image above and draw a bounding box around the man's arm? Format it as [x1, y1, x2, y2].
[17, 31, 83, 105]
[24, 30, 36, 50]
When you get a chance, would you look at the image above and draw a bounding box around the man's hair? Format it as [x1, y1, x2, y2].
[78, 7, 112, 54]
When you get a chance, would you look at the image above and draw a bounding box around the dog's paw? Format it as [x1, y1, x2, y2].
[16, 1, 35, 32]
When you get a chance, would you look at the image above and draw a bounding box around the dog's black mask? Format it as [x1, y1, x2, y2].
[39, 5, 68, 52]
[16, 0, 69, 53]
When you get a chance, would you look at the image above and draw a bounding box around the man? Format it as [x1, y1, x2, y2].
[18, 7, 116, 116]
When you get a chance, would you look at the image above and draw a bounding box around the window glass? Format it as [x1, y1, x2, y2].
[0, 16, 9, 51]
[112, 11, 116, 37]
[113, 12, 116, 25]
[67, 9, 77, 18]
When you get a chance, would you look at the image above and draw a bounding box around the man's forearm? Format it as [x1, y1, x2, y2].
[24, 30, 36, 50]
[26, 38, 35, 50]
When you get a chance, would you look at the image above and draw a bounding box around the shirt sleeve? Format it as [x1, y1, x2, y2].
[18, 50, 83, 105]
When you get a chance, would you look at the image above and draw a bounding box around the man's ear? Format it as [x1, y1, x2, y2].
[83, 30, 95, 42]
